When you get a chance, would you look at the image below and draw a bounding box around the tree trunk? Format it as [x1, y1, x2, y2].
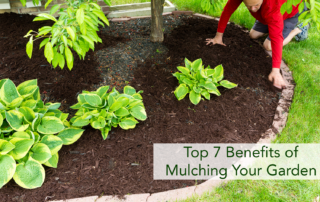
[150, 0, 165, 42]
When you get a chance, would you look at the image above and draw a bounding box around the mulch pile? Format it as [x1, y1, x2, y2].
[0, 12, 281, 202]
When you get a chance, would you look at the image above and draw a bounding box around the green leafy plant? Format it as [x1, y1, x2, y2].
[280, 0, 319, 27]
[24, 0, 111, 70]
[173, 58, 237, 105]
[0, 79, 84, 189]
[70, 85, 147, 140]
[201, 0, 226, 14]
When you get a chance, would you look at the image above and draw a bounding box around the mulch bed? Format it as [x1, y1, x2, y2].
[0, 12, 281, 202]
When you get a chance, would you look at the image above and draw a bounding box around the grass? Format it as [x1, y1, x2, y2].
[110, 0, 150, 6]
[168, 0, 320, 201]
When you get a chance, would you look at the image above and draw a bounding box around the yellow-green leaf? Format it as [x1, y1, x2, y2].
[26, 36, 33, 59]
[13, 157, 45, 189]
[44, 42, 54, 63]
[66, 27, 75, 41]
[174, 84, 189, 101]
[76, 8, 85, 25]
[64, 46, 73, 70]
[189, 90, 201, 105]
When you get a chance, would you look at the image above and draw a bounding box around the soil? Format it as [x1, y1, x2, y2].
[0, 13, 281, 202]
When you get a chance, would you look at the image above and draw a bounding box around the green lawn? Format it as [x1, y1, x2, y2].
[110, 0, 150, 6]
[169, 0, 320, 201]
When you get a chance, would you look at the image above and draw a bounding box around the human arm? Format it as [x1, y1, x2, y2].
[266, 7, 288, 89]
[217, 0, 243, 33]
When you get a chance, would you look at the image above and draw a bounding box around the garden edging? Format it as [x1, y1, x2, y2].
[50, 12, 295, 202]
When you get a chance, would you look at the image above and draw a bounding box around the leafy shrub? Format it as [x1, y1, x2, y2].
[173, 58, 237, 105]
[0, 79, 84, 189]
[24, 0, 111, 70]
[70, 86, 147, 140]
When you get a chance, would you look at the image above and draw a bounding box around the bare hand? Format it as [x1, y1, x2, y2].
[206, 37, 226, 46]
[268, 68, 287, 89]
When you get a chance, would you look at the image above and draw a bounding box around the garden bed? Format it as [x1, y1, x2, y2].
[0, 12, 281, 201]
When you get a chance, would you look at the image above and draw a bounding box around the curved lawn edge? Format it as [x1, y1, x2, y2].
[50, 13, 295, 202]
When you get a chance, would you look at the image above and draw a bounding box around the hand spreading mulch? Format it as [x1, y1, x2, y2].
[0, 13, 281, 202]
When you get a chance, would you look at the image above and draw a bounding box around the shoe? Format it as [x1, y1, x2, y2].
[295, 22, 310, 41]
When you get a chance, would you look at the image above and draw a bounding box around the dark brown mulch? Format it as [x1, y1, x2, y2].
[0, 13, 281, 202]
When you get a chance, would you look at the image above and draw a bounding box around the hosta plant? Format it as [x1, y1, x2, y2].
[70, 86, 147, 140]
[24, 0, 111, 70]
[173, 58, 237, 105]
[0, 79, 84, 189]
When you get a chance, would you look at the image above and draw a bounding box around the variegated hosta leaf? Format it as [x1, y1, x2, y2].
[6, 110, 29, 132]
[100, 127, 110, 140]
[0, 139, 15, 155]
[12, 131, 30, 139]
[119, 117, 139, 130]
[132, 93, 143, 100]
[203, 81, 218, 91]
[8, 97, 24, 109]
[27, 131, 40, 144]
[0, 154, 16, 189]
[181, 77, 194, 85]
[177, 66, 190, 76]
[57, 128, 84, 145]
[40, 135, 63, 155]
[184, 58, 192, 70]
[90, 116, 106, 129]
[72, 116, 90, 127]
[37, 116, 64, 135]
[114, 107, 129, 117]
[189, 90, 201, 105]
[32, 114, 41, 131]
[211, 64, 224, 81]
[70, 102, 81, 109]
[30, 143, 52, 164]
[45, 102, 61, 110]
[174, 84, 189, 101]
[191, 59, 202, 71]
[0, 79, 20, 105]
[13, 157, 45, 189]
[123, 86, 136, 96]
[208, 88, 221, 96]
[43, 153, 59, 168]
[220, 80, 238, 89]
[130, 106, 147, 121]
[193, 85, 202, 93]
[17, 80, 37, 95]
[109, 97, 129, 112]
[77, 94, 87, 105]
[201, 89, 210, 100]
[8, 138, 34, 160]
[19, 107, 35, 124]
[96, 86, 109, 98]
[17, 85, 38, 99]
[205, 68, 215, 76]
[84, 94, 102, 107]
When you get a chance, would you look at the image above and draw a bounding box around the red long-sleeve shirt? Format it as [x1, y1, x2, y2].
[217, 0, 301, 68]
